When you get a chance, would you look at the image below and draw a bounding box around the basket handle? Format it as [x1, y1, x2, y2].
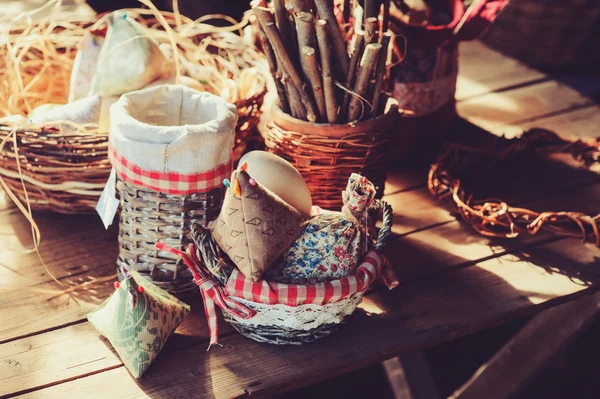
[373, 199, 393, 252]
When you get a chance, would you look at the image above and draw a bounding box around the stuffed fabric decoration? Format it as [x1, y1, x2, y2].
[265, 174, 376, 284]
[264, 212, 365, 284]
[89, 13, 172, 97]
[87, 270, 190, 378]
[28, 95, 102, 132]
[68, 31, 104, 102]
[210, 167, 308, 281]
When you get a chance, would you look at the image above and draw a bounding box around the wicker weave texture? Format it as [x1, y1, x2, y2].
[264, 104, 400, 210]
[117, 178, 225, 295]
[482, 0, 600, 68]
[0, 89, 265, 214]
[0, 125, 110, 214]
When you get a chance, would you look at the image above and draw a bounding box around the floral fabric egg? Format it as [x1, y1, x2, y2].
[264, 212, 365, 284]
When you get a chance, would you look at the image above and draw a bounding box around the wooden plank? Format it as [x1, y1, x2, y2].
[2, 161, 598, 383]
[0, 297, 224, 398]
[451, 291, 600, 399]
[16, 238, 600, 399]
[0, 209, 118, 284]
[383, 352, 441, 399]
[505, 104, 600, 141]
[456, 41, 547, 101]
[384, 160, 600, 236]
[457, 79, 600, 138]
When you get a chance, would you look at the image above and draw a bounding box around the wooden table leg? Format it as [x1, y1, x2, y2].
[383, 350, 441, 399]
[451, 291, 600, 399]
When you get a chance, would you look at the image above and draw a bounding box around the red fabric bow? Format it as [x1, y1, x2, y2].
[155, 242, 256, 349]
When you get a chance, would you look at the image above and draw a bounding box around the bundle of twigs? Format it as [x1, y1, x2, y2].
[428, 129, 600, 247]
[252, 0, 392, 123]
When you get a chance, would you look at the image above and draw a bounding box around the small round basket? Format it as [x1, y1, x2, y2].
[116, 179, 225, 295]
[263, 103, 400, 210]
[191, 200, 395, 345]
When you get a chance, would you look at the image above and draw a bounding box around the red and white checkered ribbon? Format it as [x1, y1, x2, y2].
[109, 145, 231, 195]
[155, 243, 256, 348]
[157, 243, 399, 347]
[224, 251, 398, 306]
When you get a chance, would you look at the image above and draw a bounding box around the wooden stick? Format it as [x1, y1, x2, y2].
[316, 19, 338, 123]
[285, 3, 300, 62]
[382, 0, 391, 33]
[273, 0, 295, 52]
[347, 43, 381, 122]
[256, 23, 290, 113]
[341, 33, 364, 122]
[364, 0, 379, 20]
[314, 0, 349, 77]
[343, 0, 351, 23]
[285, 79, 307, 119]
[370, 33, 390, 118]
[253, 6, 318, 122]
[290, 0, 312, 13]
[301, 46, 327, 121]
[293, 10, 325, 121]
[364, 16, 379, 45]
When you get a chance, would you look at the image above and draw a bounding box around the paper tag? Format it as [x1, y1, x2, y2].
[96, 168, 119, 229]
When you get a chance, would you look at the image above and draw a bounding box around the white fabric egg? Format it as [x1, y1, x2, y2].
[238, 151, 312, 216]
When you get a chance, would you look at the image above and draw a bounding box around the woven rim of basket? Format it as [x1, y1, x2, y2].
[428, 128, 600, 246]
[0, 86, 266, 211]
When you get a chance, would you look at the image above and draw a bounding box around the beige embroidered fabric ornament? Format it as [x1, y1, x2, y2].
[89, 13, 172, 97]
[211, 168, 308, 281]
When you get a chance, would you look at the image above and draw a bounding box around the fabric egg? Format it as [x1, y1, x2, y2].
[238, 151, 312, 216]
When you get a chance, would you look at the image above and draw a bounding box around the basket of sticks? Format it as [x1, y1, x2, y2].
[251, 0, 401, 210]
[0, 4, 267, 214]
[158, 175, 398, 345]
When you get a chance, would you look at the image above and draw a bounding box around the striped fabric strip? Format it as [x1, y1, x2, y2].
[109, 145, 231, 195]
[224, 251, 385, 306]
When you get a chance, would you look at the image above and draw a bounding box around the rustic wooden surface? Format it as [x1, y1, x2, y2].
[1, 40, 600, 398]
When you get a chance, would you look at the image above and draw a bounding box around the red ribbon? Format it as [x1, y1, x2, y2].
[155, 242, 256, 349]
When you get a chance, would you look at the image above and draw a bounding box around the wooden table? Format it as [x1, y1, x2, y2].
[1, 41, 599, 398]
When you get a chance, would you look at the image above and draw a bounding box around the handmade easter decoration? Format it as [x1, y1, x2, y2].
[27, 95, 102, 131]
[68, 31, 104, 102]
[265, 174, 376, 284]
[210, 165, 308, 281]
[110, 84, 237, 295]
[162, 166, 398, 346]
[238, 151, 313, 216]
[87, 270, 190, 378]
[0, 5, 267, 215]
[89, 14, 172, 97]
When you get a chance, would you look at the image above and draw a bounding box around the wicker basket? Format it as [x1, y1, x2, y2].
[0, 90, 265, 214]
[116, 178, 225, 295]
[187, 200, 395, 345]
[481, 0, 600, 70]
[263, 104, 400, 210]
[0, 125, 110, 214]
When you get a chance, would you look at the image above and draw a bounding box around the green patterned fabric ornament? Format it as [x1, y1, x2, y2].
[88, 270, 191, 378]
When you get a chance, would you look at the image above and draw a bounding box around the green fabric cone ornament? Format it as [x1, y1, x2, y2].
[88, 270, 191, 378]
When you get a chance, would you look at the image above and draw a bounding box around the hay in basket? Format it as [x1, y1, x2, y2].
[0, 1, 268, 214]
